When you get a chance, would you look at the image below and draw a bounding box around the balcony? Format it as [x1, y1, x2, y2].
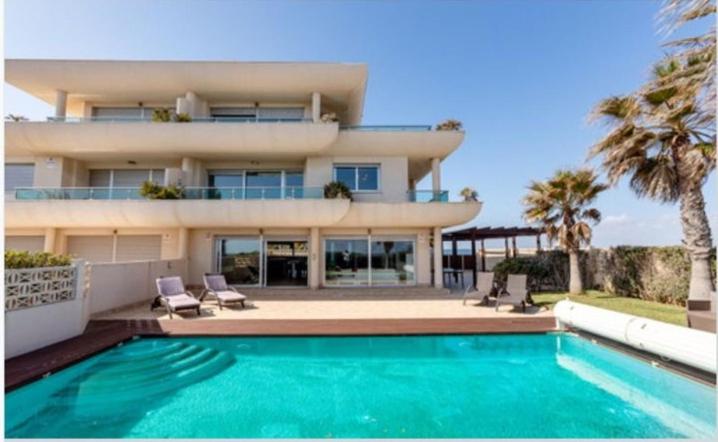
[5, 118, 339, 158]
[13, 186, 324, 201]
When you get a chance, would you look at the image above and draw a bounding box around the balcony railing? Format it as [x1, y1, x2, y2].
[340, 125, 432, 131]
[14, 187, 325, 201]
[43, 116, 313, 123]
[408, 190, 450, 202]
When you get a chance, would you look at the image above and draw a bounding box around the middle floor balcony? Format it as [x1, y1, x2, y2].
[6, 187, 481, 229]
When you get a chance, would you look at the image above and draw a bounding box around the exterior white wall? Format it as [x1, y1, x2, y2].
[88, 259, 188, 315]
[305, 156, 409, 203]
[4, 263, 89, 359]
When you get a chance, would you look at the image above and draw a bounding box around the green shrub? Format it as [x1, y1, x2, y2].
[324, 181, 352, 200]
[139, 181, 184, 199]
[174, 112, 192, 122]
[5, 250, 72, 269]
[151, 107, 172, 122]
[435, 119, 463, 131]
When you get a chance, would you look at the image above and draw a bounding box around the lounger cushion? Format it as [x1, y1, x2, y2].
[157, 276, 186, 297]
[215, 290, 246, 302]
[165, 294, 200, 309]
[204, 274, 229, 291]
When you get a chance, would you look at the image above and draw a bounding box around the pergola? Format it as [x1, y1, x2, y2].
[442, 226, 545, 284]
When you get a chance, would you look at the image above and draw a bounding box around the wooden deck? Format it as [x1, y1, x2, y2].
[5, 316, 556, 391]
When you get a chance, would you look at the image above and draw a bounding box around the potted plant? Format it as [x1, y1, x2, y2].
[151, 107, 172, 122]
[320, 112, 339, 123]
[435, 119, 463, 131]
[324, 181, 352, 200]
[140, 181, 184, 199]
[459, 187, 479, 202]
[174, 112, 192, 123]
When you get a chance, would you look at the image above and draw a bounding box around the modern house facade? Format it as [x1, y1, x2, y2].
[4, 59, 481, 289]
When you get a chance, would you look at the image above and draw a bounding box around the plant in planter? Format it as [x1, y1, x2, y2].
[324, 181, 352, 200]
[174, 112, 192, 123]
[140, 181, 184, 199]
[151, 107, 172, 122]
[320, 112, 339, 123]
[459, 187, 479, 202]
[435, 119, 463, 131]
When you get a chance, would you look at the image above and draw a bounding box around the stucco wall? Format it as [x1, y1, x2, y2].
[4, 263, 89, 359]
[88, 259, 188, 315]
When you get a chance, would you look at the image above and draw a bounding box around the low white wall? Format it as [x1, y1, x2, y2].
[88, 259, 188, 315]
[5, 262, 90, 359]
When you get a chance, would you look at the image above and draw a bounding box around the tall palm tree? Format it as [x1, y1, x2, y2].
[590, 57, 716, 301]
[523, 169, 607, 294]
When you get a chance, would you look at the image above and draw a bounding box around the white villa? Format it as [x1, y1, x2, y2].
[4, 59, 481, 289]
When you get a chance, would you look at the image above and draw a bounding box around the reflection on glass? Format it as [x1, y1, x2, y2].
[246, 171, 281, 187]
[358, 167, 378, 190]
[335, 167, 356, 190]
[324, 239, 369, 286]
[371, 240, 415, 285]
[218, 238, 260, 285]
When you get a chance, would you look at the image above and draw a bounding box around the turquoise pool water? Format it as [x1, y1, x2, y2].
[5, 333, 716, 438]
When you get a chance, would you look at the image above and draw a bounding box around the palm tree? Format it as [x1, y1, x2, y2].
[523, 169, 607, 294]
[590, 57, 716, 301]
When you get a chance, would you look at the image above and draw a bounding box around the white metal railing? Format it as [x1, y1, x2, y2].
[5, 265, 78, 311]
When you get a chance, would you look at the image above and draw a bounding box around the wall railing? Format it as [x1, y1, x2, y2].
[407, 190, 450, 202]
[13, 186, 325, 201]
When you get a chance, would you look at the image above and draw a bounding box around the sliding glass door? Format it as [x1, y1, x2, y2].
[324, 237, 415, 286]
[215, 237, 261, 286]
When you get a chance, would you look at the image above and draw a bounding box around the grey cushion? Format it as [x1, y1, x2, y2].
[156, 276, 186, 297]
[203, 273, 228, 291]
[165, 294, 200, 309]
[215, 290, 246, 302]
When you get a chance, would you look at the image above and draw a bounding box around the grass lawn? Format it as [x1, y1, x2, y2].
[532, 290, 687, 327]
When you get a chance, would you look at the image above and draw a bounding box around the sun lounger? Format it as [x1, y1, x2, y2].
[496, 274, 529, 312]
[152, 276, 201, 319]
[201, 273, 247, 310]
[463, 272, 495, 305]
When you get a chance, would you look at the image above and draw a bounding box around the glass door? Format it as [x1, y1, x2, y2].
[215, 237, 261, 286]
[264, 240, 308, 287]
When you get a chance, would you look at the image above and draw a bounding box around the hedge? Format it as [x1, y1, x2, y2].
[4, 250, 73, 269]
[492, 246, 716, 306]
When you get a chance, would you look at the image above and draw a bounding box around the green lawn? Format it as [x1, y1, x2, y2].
[532, 290, 687, 326]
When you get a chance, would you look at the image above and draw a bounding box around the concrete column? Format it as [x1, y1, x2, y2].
[311, 92, 321, 123]
[431, 158, 441, 192]
[54, 90, 67, 118]
[433, 226, 443, 289]
[178, 228, 189, 259]
[310, 227, 320, 289]
[181, 157, 203, 186]
[43, 228, 57, 253]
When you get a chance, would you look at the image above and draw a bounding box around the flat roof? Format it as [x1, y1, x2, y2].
[5, 59, 368, 123]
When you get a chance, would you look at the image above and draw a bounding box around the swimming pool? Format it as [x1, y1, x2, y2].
[5, 333, 716, 438]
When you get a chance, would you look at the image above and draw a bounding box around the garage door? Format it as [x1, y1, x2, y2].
[5, 236, 44, 252]
[67, 236, 114, 263]
[115, 235, 162, 262]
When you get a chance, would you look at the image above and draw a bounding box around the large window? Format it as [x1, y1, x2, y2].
[333, 165, 379, 192]
[208, 170, 304, 199]
[324, 237, 415, 286]
[324, 239, 370, 286]
[216, 237, 261, 285]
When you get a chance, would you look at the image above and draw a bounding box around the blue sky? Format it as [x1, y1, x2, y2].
[4, 0, 716, 248]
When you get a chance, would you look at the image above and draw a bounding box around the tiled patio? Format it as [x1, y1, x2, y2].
[94, 286, 554, 321]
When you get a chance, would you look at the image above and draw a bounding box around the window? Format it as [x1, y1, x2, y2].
[333, 165, 380, 192]
[207, 170, 304, 199]
[324, 236, 416, 286]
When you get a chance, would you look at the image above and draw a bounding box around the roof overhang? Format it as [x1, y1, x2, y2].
[5, 59, 368, 124]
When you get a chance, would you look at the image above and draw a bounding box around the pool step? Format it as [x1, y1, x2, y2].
[44, 341, 235, 411]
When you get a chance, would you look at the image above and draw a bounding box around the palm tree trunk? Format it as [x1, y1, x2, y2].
[568, 250, 583, 294]
[679, 185, 715, 300]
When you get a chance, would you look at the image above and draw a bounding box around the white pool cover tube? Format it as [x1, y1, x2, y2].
[554, 300, 716, 373]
